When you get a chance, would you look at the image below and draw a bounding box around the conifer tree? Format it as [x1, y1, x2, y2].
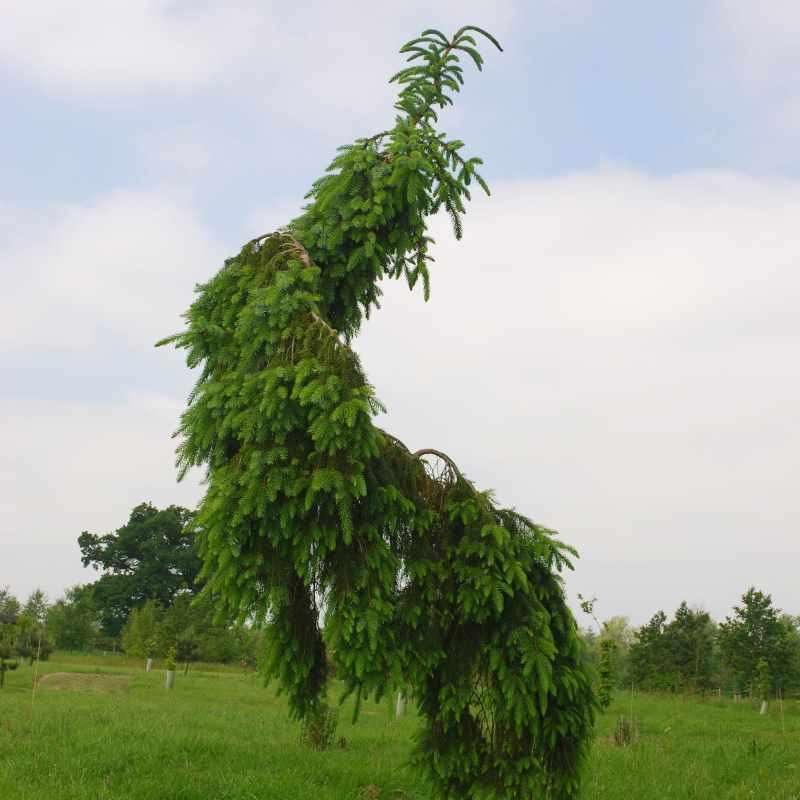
[47, 586, 99, 651]
[161, 25, 596, 799]
[79, 502, 200, 636]
[719, 588, 795, 696]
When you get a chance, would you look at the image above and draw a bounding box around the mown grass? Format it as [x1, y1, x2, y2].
[0, 656, 424, 800]
[2, 655, 800, 799]
[587, 691, 800, 800]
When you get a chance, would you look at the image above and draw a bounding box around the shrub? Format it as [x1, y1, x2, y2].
[301, 704, 338, 750]
[614, 716, 636, 747]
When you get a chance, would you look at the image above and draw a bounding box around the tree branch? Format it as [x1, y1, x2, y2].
[412, 448, 464, 483]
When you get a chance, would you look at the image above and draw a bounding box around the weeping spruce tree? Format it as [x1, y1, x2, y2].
[160, 25, 596, 799]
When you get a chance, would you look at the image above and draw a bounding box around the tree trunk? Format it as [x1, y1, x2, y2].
[165, 670, 175, 689]
[760, 700, 768, 715]
[146, 658, 153, 672]
[396, 691, 407, 718]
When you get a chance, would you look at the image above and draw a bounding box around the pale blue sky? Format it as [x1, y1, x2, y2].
[2, 1, 799, 625]
[3, 2, 798, 220]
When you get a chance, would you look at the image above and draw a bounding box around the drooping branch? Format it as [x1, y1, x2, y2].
[245, 230, 343, 344]
[378, 433, 466, 486]
[412, 448, 465, 483]
[246, 230, 312, 267]
[246, 230, 277, 248]
[377, 428, 411, 453]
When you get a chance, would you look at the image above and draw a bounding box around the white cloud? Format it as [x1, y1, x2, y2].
[714, 1, 800, 87]
[0, 190, 225, 353]
[0, 393, 204, 600]
[244, 201, 305, 238]
[0, 0, 514, 125]
[708, 1, 800, 145]
[135, 127, 214, 186]
[0, 1, 263, 93]
[357, 168, 800, 621]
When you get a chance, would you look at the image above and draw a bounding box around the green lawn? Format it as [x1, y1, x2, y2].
[1, 655, 799, 799]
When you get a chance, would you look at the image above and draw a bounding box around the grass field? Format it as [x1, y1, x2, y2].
[2, 655, 800, 799]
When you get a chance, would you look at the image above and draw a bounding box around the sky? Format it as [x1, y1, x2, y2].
[2, 0, 799, 626]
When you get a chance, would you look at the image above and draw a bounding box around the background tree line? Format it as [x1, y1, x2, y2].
[582, 590, 800, 698]
[0, 503, 262, 672]
[4, 500, 799, 699]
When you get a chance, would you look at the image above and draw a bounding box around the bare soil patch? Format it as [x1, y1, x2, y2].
[37, 672, 133, 694]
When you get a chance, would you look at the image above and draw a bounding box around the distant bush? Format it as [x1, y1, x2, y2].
[301, 704, 338, 750]
[614, 716, 636, 747]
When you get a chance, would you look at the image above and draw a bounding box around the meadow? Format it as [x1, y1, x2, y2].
[1, 654, 799, 800]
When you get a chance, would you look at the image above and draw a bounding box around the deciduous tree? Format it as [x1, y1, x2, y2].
[121, 600, 162, 661]
[16, 612, 54, 664]
[22, 589, 49, 624]
[79, 503, 201, 636]
[47, 585, 99, 651]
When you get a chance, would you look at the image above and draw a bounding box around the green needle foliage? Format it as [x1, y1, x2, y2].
[160, 25, 596, 800]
